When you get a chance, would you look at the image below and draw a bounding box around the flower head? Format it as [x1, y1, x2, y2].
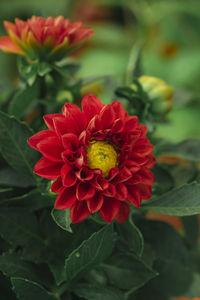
[28, 95, 156, 223]
[0, 16, 93, 61]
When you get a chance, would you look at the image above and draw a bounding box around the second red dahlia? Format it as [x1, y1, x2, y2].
[28, 95, 156, 223]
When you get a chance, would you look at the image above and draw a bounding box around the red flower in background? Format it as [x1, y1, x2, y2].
[0, 16, 93, 61]
[28, 95, 155, 223]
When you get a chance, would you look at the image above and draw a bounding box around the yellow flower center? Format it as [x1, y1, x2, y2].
[87, 140, 118, 178]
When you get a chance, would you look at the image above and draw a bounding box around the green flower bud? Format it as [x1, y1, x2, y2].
[131, 75, 174, 118]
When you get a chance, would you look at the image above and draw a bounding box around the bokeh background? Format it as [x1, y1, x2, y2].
[0, 0, 200, 142]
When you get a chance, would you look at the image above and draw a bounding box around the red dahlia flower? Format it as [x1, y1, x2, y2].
[28, 95, 156, 223]
[0, 16, 93, 61]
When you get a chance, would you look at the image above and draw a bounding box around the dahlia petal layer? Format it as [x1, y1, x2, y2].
[28, 94, 156, 224]
[1, 16, 93, 60]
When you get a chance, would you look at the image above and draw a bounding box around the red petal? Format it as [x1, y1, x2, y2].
[61, 149, 76, 165]
[130, 155, 148, 166]
[37, 136, 63, 162]
[55, 186, 76, 209]
[111, 118, 124, 134]
[62, 133, 79, 150]
[138, 124, 148, 137]
[122, 160, 140, 173]
[124, 116, 138, 132]
[70, 200, 90, 223]
[103, 183, 116, 197]
[54, 16, 65, 26]
[51, 177, 63, 193]
[115, 183, 128, 201]
[79, 130, 91, 146]
[126, 174, 142, 185]
[67, 22, 82, 36]
[81, 94, 104, 122]
[34, 157, 62, 179]
[137, 183, 152, 200]
[76, 167, 94, 181]
[139, 168, 155, 185]
[76, 182, 96, 200]
[100, 197, 121, 223]
[43, 114, 63, 131]
[111, 101, 128, 120]
[115, 202, 130, 223]
[70, 27, 94, 45]
[144, 154, 156, 168]
[107, 168, 119, 181]
[4, 21, 18, 36]
[133, 138, 154, 156]
[127, 185, 141, 207]
[91, 175, 109, 191]
[61, 164, 77, 187]
[75, 148, 88, 168]
[98, 105, 115, 129]
[53, 116, 69, 136]
[62, 103, 87, 134]
[114, 167, 132, 183]
[0, 36, 24, 54]
[28, 130, 56, 150]
[15, 18, 27, 34]
[28, 23, 43, 42]
[87, 193, 104, 213]
[87, 115, 101, 132]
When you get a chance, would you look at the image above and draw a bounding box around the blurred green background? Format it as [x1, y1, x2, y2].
[0, 0, 200, 142]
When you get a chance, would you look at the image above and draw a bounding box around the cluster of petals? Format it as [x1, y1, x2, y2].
[0, 16, 93, 60]
[28, 95, 156, 223]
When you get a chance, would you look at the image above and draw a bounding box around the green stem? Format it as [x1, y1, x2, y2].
[39, 76, 46, 117]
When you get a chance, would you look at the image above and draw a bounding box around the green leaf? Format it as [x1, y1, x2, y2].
[152, 259, 193, 297]
[18, 57, 38, 86]
[0, 187, 13, 193]
[0, 81, 14, 106]
[102, 254, 157, 291]
[140, 243, 156, 268]
[0, 167, 35, 187]
[0, 189, 52, 212]
[65, 224, 114, 282]
[182, 215, 199, 247]
[0, 272, 16, 300]
[152, 165, 174, 195]
[137, 220, 186, 262]
[73, 283, 125, 300]
[144, 183, 200, 216]
[48, 258, 66, 286]
[51, 208, 72, 233]
[0, 252, 40, 283]
[126, 41, 142, 84]
[137, 220, 192, 297]
[53, 63, 80, 78]
[183, 273, 200, 297]
[163, 162, 197, 187]
[0, 111, 38, 181]
[11, 278, 57, 300]
[37, 62, 52, 77]
[117, 219, 144, 257]
[8, 80, 39, 119]
[0, 208, 45, 254]
[156, 138, 200, 162]
[85, 268, 108, 286]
